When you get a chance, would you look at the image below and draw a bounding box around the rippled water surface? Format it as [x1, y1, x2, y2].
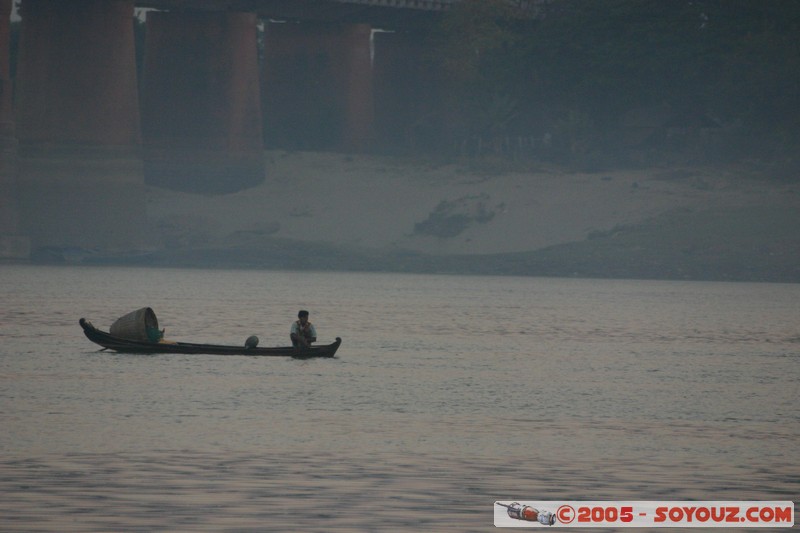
[1, 265, 798, 531]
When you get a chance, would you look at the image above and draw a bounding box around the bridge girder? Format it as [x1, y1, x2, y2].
[134, 0, 451, 29]
[133, 0, 546, 28]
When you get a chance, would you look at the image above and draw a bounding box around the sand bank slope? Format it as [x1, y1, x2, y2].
[145, 151, 800, 281]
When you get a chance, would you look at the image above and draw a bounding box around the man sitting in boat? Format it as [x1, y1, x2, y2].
[290, 310, 317, 348]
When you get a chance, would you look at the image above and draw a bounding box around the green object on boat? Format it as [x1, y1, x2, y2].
[146, 326, 163, 342]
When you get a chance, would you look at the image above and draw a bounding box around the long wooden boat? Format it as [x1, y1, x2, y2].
[79, 318, 341, 358]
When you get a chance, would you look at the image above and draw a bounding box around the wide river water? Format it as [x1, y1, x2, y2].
[1, 265, 797, 531]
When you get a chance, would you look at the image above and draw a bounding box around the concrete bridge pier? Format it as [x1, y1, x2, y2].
[342, 23, 375, 152]
[262, 21, 374, 152]
[14, 0, 148, 254]
[141, 11, 264, 193]
[0, 0, 29, 259]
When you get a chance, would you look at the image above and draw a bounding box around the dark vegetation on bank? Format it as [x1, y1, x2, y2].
[421, 0, 800, 176]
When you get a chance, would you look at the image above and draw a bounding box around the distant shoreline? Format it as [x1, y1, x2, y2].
[12, 151, 800, 284]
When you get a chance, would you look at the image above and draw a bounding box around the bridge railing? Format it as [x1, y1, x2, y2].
[332, 0, 548, 12]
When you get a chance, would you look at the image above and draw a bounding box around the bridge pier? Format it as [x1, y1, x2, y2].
[14, 0, 148, 253]
[0, 0, 29, 259]
[141, 11, 264, 193]
[262, 21, 374, 152]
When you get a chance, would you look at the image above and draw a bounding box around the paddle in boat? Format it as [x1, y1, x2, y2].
[79, 308, 341, 358]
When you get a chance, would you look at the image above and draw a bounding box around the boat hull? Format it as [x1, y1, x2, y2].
[79, 318, 341, 358]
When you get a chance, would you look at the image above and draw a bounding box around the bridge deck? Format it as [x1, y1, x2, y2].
[134, 0, 545, 27]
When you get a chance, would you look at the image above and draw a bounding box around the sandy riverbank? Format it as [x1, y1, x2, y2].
[143, 151, 799, 282]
